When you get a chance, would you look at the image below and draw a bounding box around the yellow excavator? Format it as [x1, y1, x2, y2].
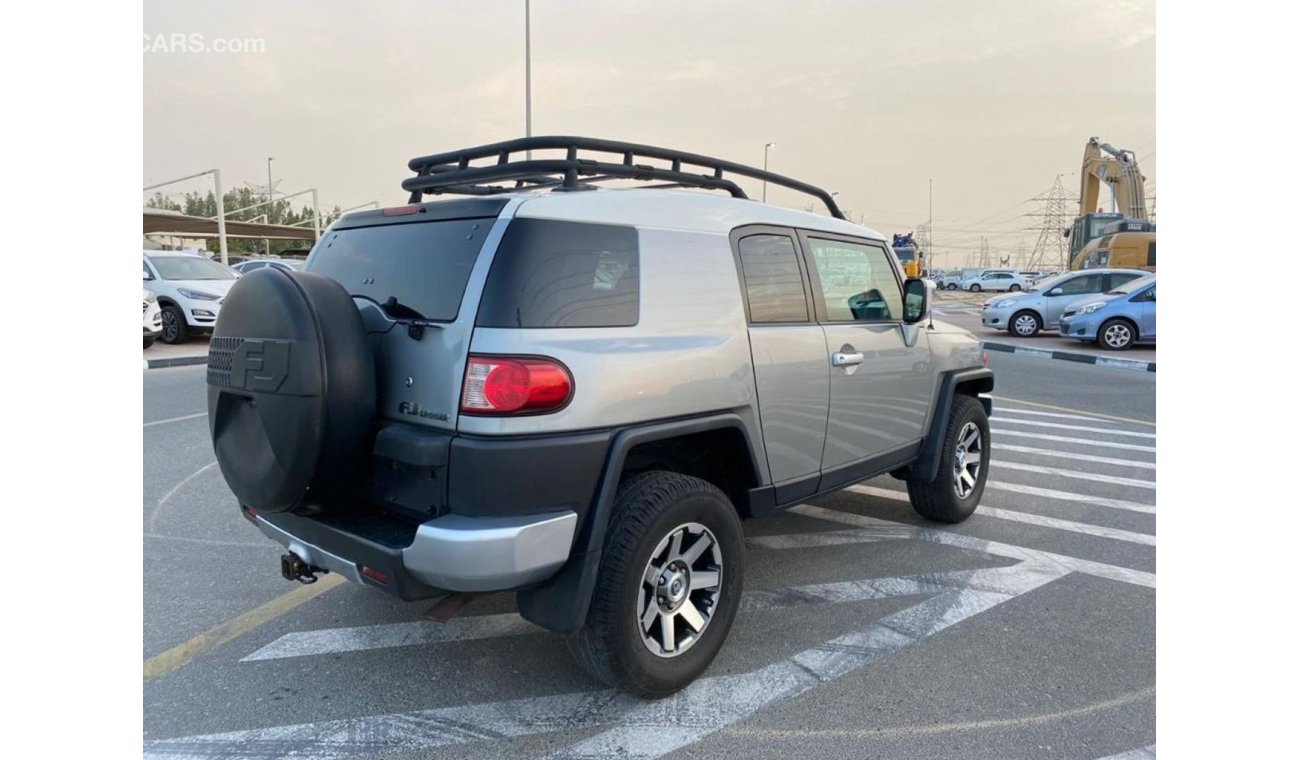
[1065, 137, 1156, 272]
[891, 232, 925, 278]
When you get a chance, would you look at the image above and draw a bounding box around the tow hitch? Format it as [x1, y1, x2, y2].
[280, 552, 328, 584]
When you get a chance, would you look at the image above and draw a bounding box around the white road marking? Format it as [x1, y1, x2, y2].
[844, 485, 1155, 546]
[992, 428, 1156, 453]
[1096, 745, 1156, 759]
[791, 504, 1155, 588]
[992, 417, 1156, 439]
[242, 613, 538, 661]
[144, 533, 269, 550]
[984, 480, 1155, 514]
[995, 443, 1157, 470]
[144, 411, 208, 428]
[993, 460, 1156, 489]
[976, 506, 1155, 546]
[148, 562, 1066, 760]
[146, 461, 218, 532]
[243, 564, 973, 662]
[990, 407, 1106, 422]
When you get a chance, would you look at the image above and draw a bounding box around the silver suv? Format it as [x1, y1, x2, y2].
[206, 137, 993, 697]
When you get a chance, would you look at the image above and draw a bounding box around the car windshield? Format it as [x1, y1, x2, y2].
[150, 256, 237, 281]
[1106, 274, 1155, 295]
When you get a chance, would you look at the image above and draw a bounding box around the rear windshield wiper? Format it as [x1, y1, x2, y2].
[380, 296, 427, 321]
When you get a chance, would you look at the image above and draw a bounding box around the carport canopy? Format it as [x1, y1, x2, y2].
[143, 208, 317, 240]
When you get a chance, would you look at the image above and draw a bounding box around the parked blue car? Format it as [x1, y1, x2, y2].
[1057, 274, 1155, 350]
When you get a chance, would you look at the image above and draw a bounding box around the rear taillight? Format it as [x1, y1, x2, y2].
[460, 355, 573, 415]
[382, 204, 421, 216]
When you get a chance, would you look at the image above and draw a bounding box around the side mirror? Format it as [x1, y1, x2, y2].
[1048, 287, 1063, 296]
[903, 278, 929, 324]
[143, 270, 152, 281]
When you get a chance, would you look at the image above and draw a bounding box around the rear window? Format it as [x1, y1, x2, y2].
[476, 219, 639, 328]
[307, 218, 492, 322]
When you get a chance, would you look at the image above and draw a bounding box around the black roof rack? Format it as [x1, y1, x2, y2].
[402, 136, 846, 220]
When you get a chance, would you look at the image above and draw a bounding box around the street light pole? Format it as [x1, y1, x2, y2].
[213, 169, 229, 266]
[265, 157, 275, 255]
[525, 0, 532, 160]
[762, 142, 775, 203]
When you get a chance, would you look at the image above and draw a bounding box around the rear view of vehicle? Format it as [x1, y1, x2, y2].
[204, 136, 992, 699]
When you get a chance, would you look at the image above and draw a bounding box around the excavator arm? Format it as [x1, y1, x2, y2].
[1080, 137, 1148, 220]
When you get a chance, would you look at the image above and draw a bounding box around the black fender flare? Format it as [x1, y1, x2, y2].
[516, 412, 762, 634]
[907, 368, 994, 484]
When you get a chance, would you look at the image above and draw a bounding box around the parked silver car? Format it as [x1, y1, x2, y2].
[980, 268, 1148, 336]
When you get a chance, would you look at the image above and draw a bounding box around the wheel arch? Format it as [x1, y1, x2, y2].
[1008, 308, 1044, 334]
[516, 412, 762, 634]
[906, 368, 993, 484]
[1102, 314, 1142, 339]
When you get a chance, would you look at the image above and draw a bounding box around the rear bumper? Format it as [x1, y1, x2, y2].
[248, 506, 578, 598]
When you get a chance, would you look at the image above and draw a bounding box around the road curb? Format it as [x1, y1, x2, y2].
[143, 355, 209, 370]
[982, 341, 1155, 373]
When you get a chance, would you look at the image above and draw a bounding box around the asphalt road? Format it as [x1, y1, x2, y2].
[142, 354, 1156, 760]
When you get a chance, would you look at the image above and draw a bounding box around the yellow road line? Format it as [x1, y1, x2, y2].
[991, 395, 1156, 427]
[144, 573, 345, 681]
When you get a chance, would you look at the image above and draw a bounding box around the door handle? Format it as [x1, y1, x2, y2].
[831, 351, 864, 367]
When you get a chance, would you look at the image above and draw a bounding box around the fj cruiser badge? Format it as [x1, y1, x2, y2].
[398, 400, 449, 422]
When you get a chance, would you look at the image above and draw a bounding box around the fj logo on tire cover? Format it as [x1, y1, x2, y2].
[229, 339, 291, 393]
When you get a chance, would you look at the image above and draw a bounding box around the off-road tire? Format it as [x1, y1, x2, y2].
[1009, 310, 1042, 337]
[907, 395, 989, 523]
[567, 470, 744, 698]
[160, 304, 189, 344]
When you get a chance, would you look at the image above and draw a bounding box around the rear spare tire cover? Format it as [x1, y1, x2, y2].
[206, 268, 376, 513]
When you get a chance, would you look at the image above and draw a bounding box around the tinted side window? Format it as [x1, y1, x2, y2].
[1108, 273, 1142, 289]
[1146, 241, 1156, 267]
[477, 219, 639, 328]
[805, 238, 902, 322]
[737, 234, 809, 323]
[1057, 274, 1103, 295]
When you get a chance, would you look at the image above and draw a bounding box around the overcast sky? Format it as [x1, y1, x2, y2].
[144, 0, 1155, 268]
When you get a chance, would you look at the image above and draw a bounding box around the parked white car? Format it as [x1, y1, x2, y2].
[143, 289, 162, 348]
[962, 270, 1026, 293]
[230, 258, 304, 275]
[143, 251, 240, 344]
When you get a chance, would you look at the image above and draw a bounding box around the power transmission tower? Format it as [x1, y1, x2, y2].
[916, 222, 932, 269]
[977, 237, 991, 268]
[1025, 175, 1075, 270]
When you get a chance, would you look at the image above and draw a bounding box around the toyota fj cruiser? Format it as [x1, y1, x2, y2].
[207, 137, 993, 698]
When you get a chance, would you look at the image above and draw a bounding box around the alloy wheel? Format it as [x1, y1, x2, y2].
[162, 310, 179, 342]
[952, 422, 983, 499]
[637, 522, 723, 658]
[1103, 323, 1133, 349]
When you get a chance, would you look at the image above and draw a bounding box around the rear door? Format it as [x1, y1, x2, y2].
[1043, 272, 1105, 327]
[304, 200, 508, 431]
[731, 227, 828, 501]
[1137, 284, 1156, 339]
[798, 232, 931, 483]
